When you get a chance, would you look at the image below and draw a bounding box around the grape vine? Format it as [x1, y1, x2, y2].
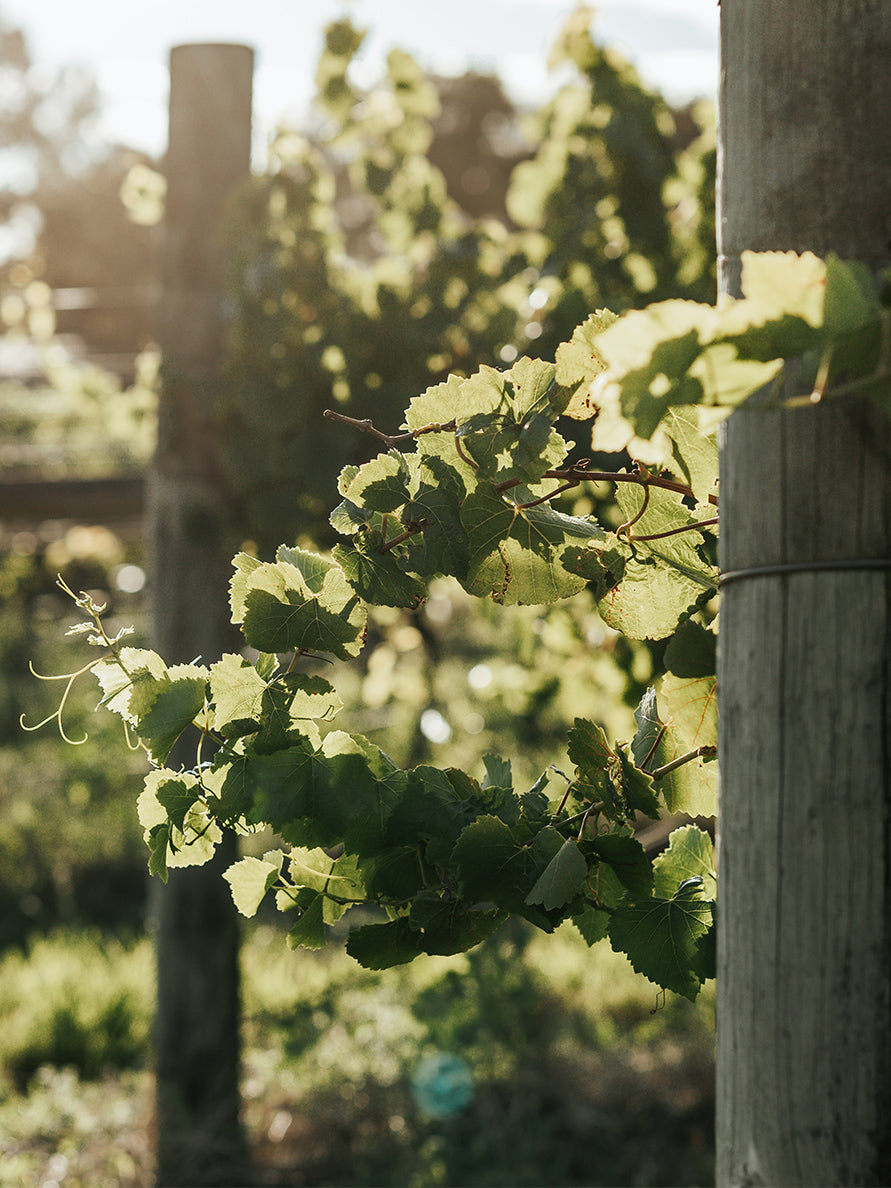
[28, 250, 891, 1001]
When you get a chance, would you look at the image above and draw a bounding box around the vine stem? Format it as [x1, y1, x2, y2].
[630, 515, 719, 542]
[324, 408, 719, 508]
[323, 407, 456, 445]
[648, 745, 717, 780]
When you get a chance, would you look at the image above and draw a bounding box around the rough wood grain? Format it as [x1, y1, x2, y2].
[717, 3, 891, 1184]
[150, 44, 254, 1188]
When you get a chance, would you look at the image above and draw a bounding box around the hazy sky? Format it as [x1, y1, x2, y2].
[2, 0, 719, 156]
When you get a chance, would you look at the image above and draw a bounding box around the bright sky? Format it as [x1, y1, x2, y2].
[1, 0, 718, 158]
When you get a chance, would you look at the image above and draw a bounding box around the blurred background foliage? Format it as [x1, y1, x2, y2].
[0, 5, 715, 1183]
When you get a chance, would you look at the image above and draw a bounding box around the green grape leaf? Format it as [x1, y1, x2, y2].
[566, 717, 629, 821]
[342, 450, 415, 513]
[452, 815, 548, 917]
[238, 553, 367, 658]
[663, 620, 717, 679]
[660, 673, 717, 754]
[662, 406, 718, 506]
[127, 663, 208, 765]
[361, 845, 425, 901]
[631, 687, 662, 769]
[632, 677, 717, 817]
[615, 747, 661, 818]
[553, 309, 620, 418]
[653, 825, 716, 900]
[738, 249, 825, 328]
[210, 653, 266, 737]
[254, 672, 341, 755]
[93, 647, 168, 722]
[409, 894, 507, 955]
[593, 300, 709, 439]
[138, 769, 199, 835]
[147, 823, 170, 882]
[608, 883, 714, 1000]
[459, 410, 566, 485]
[223, 853, 284, 917]
[346, 917, 424, 969]
[287, 894, 326, 951]
[572, 905, 610, 946]
[525, 838, 588, 910]
[138, 769, 220, 872]
[588, 833, 654, 899]
[481, 754, 512, 792]
[229, 551, 263, 623]
[596, 486, 717, 640]
[385, 765, 478, 867]
[386, 457, 468, 581]
[238, 732, 381, 850]
[333, 542, 427, 609]
[462, 485, 600, 605]
[821, 255, 880, 336]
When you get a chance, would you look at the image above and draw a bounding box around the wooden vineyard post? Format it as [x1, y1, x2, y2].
[149, 43, 253, 1187]
[716, 3, 891, 1184]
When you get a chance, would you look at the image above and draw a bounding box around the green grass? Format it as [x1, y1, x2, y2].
[0, 922, 714, 1186]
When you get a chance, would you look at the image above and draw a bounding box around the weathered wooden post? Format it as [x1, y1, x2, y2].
[717, 3, 891, 1184]
[150, 43, 254, 1187]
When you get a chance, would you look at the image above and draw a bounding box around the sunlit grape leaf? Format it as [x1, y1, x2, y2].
[275, 545, 336, 594]
[630, 674, 717, 817]
[597, 555, 713, 640]
[322, 853, 366, 924]
[404, 373, 481, 437]
[210, 653, 266, 737]
[593, 300, 711, 439]
[342, 450, 415, 513]
[689, 343, 783, 408]
[608, 882, 714, 1000]
[661, 673, 717, 754]
[229, 552, 262, 623]
[739, 249, 826, 328]
[553, 310, 620, 418]
[223, 853, 283, 917]
[462, 485, 600, 605]
[653, 825, 716, 900]
[459, 411, 567, 485]
[595, 484, 717, 640]
[147, 824, 170, 882]
[346, 917, 424, 969]
[284, 848, 365, 924]
[333, 542, 426, 609]
[525, 838, 588, 910]
[138, 768, 220, 872]
[239, 556, 366, 658]
[662, 406, 718, 506]
[286, 893, 326, 950]
[128, 665, 208, 764]
[252, 673, 341, 755]
[138, 769, 199, 834]
[93, 647, 168, 722]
